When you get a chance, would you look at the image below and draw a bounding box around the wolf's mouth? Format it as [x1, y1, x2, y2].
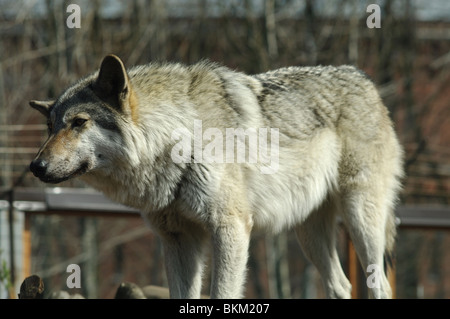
[41, 162, 90, 184]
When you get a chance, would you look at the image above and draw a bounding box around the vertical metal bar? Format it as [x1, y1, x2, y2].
[8, 190, 15, 295]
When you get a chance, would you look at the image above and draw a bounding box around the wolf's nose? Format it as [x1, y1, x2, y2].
[30, 159, 48, 177]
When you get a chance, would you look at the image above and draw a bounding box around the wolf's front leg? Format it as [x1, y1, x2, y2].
[160, 229, 208, 299]
[210, 218, 252, 299]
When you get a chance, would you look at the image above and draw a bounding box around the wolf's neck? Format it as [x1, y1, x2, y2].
[82, 151, 184, 213]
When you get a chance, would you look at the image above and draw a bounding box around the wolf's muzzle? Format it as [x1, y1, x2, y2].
[30, 158, 48, 179]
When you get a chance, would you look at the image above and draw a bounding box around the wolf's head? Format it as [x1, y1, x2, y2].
[29, 54, 137, 184]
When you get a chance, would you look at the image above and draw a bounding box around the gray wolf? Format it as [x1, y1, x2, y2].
[29, 54, 403, 298]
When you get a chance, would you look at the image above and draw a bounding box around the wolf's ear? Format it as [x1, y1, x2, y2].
[29, 100, 54, 117]
[94, 54, 132, 114]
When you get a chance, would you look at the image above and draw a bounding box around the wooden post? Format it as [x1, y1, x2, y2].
[22, 213, 32, 279]
[347, 237, 359, 299]
[387, 260, 396, 299]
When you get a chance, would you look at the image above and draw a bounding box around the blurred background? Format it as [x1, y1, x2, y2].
[0, 0, 449, 298]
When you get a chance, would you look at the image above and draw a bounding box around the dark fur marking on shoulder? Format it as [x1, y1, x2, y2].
[261, 80, 288, 92]
[312, 108, 326, 127]
[257, 94, 266, 105]
[189, 73, 200, 93]
[218, 75, 242, 116]
[257, 78, 290, 104]
[257, 88, 272, 105]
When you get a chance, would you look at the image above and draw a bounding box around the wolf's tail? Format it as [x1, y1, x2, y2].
[384, 132, 404, 268]
[384, 209, 398, 267]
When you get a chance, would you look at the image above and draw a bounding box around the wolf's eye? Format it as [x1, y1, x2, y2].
[72, 118, 87, 128]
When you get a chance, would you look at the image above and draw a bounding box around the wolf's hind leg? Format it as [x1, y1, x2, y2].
[341, 189, 393, 299]
[295, 197, 352, 298]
